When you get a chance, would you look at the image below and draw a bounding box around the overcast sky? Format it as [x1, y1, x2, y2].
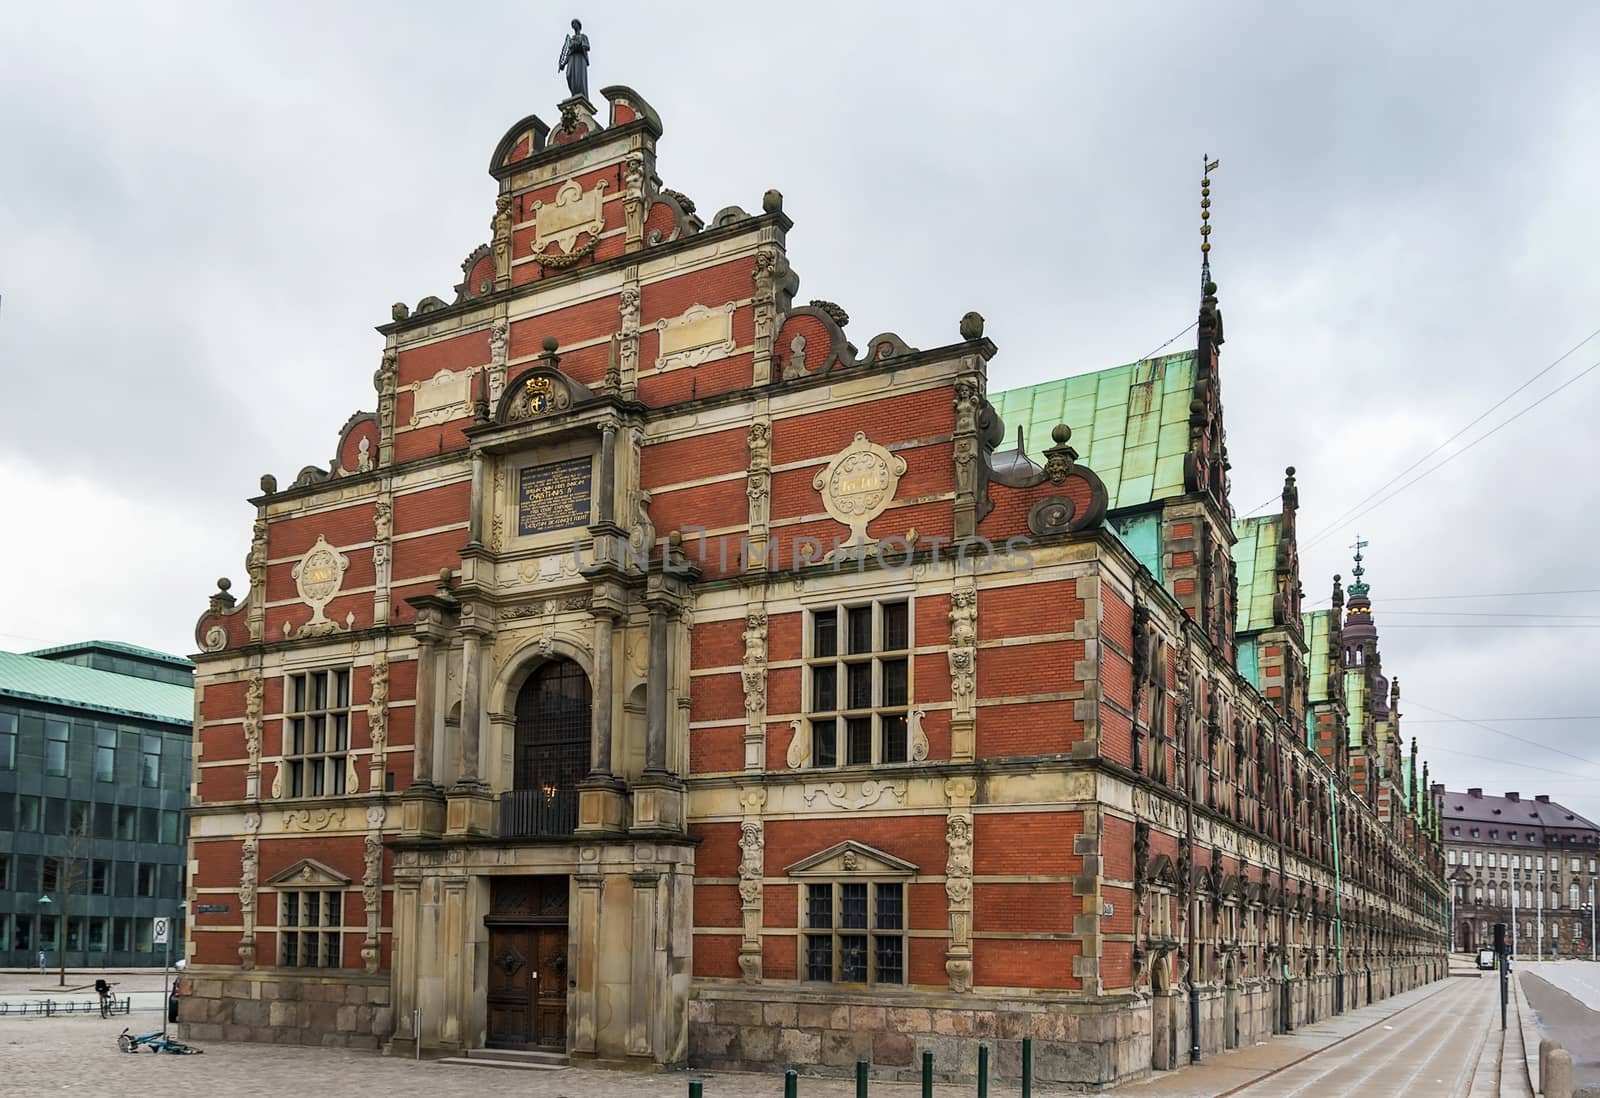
[3, 2, 1597, 822]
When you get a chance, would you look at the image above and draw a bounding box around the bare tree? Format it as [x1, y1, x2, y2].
[52, 811, 92, 987]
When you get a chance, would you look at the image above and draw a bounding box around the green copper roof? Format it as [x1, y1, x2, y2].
[989, 350, 1196, 512]
[1232, 515, 1281, 634]
[26, 639, 194, 669]
[1344, 667, 1367, 748]
[0, 648, 193, 726]
[1303, 609, 1333, 704]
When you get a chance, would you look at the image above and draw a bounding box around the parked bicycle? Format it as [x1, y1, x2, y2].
[94, 979, 119, 1019]
[117, 1027, 203, 1055]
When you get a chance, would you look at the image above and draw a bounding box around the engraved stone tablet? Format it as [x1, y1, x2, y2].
[517, 456, 594, 536]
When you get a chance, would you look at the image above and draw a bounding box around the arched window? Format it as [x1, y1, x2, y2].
[503, 659, 592, 837]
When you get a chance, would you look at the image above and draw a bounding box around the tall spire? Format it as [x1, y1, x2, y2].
[1200, 156, 1219, 294]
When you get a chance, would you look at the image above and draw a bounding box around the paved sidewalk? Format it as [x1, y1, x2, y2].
[1519, 970, 1600, 1096]
[0, 976, 1500, 1098]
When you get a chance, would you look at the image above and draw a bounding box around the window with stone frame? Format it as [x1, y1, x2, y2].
[804, 600, 911, 768]
[284, 668, 352, 797]
[277, 887, 345, 968]
[803, 880, 905, 986]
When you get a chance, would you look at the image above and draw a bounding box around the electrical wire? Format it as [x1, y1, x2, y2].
[1406, 697, 1600, 769]
[1303, 324, 1600, 540]
[1305, 355, 1600, 549]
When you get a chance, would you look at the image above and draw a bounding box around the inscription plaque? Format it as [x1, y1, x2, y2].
[518, 457, 593, 536]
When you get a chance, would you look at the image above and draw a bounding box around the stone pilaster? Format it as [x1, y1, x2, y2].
[374, 347, 397, 468]
[242, 672, 264, 800]
[947, 574, 978, 762]
[740, 605, 768, 771]
[951, 369, 982, 539]
[361, 804, 385, 972]
[618, 270, 641, 398]
[737, 787, 767, 982]
[238, 809, 261, 969]
[943, 776, 976, 992]
[745, 418, 771, 574]
[366, 653, 390, 793]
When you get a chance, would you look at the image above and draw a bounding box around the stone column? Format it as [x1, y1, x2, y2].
[598, 422, 617, 526]
[644, 600, 669, 776]
[456, 624, 486, 789]
[413, 635, 437, 787]
[591, 610, 616, 777]
[446, 616, 493, 836]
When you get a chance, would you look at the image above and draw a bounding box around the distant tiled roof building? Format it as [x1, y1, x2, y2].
[1434, 786, 1600, 956]
[0, 640, 194, 967]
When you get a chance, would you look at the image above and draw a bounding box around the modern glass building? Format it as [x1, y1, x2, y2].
[0, 640, 193, 968]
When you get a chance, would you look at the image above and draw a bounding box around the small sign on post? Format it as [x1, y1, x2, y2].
[153, 918, 170, 946]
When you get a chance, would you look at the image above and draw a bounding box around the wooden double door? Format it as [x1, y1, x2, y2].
[486, 877, 570, 1049]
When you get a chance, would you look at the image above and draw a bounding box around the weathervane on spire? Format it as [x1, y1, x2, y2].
[558, 18, 591, 100]
[1349, 535, 1370, 598]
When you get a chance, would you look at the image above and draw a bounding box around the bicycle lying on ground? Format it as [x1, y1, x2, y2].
[117, 1027, 204, 1055]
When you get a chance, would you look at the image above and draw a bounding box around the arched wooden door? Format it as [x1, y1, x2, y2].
[502, 659, 591, 837]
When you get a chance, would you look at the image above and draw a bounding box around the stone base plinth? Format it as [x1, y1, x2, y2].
[175, 966, 392, 1050]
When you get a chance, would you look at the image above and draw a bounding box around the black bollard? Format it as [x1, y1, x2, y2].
[690, 1080, 703, 1098]
[922, 1049, 934, 1098]
[978, 1043, 989, 1098]
[856, 1059, 869, 1098]
[1022, 1037, 1032, 1098]
[785, 1068, 797, 1098]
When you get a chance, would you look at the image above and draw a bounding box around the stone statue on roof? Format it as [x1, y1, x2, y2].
[557, 19, 590, 100]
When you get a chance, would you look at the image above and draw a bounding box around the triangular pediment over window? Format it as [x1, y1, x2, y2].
[265, 858, 352, 889]
[1145, 853, 1176, 887]
[785, 840, 918, 878]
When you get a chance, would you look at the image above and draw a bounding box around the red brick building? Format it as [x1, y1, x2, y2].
[183, 86, 1447, 1087]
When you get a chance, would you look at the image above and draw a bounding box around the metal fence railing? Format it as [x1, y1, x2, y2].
[0, 997, 132, 1017]
[687, 1039, 1034, 1098]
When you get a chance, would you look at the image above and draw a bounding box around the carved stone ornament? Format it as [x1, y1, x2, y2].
[532, 178, 607, 258]
[785, 717, 810, 769]
[908, 707, 931, 762]
[947, 581, 978, 714]
[741, 611, 768, 714]
[812, 432, 908, 550]
[803, 779, 906, 811]
[503, 372, 574, 421]
[284, 806, 346, 832]
[243, 674, 264, 770]
[292, 535, 350, 636]
[655, 302, 737, 372]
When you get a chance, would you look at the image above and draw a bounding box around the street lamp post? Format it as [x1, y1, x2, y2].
[1586, 880, 1595, 963]
[35, 895, 52, 977]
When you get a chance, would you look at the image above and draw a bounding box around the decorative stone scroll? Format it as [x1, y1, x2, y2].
[802, 779, 906, 811]
[812, 432, 907, 552]
[293, 535, 350, 637]
[284, 806, 346, 832]
[785, 718, 810, 770]
[532, 178, 607, 259]
[655, 302, 736, 372]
